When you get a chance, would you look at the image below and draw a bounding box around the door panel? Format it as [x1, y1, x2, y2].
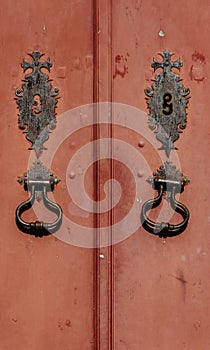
[112, 1, 210, 349]
[0, 1, 95, 349]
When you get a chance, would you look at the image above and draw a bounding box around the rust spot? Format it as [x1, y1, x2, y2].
[115, 55, 121, 63]
[192, 50, 206, 63]
[113, 54, 129, 79]
[190, 51, 206, 82]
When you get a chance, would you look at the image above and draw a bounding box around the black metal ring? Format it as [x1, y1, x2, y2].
[141, 185, 189, 238]
[16, 185, 63, 237]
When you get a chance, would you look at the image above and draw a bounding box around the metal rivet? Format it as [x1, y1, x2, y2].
[69, 171, 76, 179]
[137, 171, 143, 177]
[138, 141, 145, 147]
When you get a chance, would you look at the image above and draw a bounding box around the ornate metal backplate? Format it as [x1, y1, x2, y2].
[147, 160, 189, 196]
[145, 50, 190, 157]
[18, 160, 60, 201]
[15, 51, 59, 157]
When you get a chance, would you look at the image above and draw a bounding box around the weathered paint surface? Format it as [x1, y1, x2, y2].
[0, 0, 210, 349]
[0, 1, 95, 349]
[112, 1, 210, 349]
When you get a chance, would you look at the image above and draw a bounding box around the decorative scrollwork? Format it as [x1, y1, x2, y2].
[147, 160, 189, 186]
[145, 50, 190, 157]
[18, 160, 60, 201]
[18, 160, 59, 183]
[15, 51, 59, 157]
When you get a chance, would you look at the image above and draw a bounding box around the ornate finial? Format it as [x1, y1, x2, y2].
[151, 50, 183, 73]
[21, 51, 52, 73]
[145, 50, 190, 157]
[15, 51, 59, 158]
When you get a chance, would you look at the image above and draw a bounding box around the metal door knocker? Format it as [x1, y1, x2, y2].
[141, 51, 190, 238]
[15, 51, 62, 237]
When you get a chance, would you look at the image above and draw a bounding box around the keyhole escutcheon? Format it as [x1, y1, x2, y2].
[163, 93, 173, 115]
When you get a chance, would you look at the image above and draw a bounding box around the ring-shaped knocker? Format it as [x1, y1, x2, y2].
[141, 184, 190, 238]
[141, 161, 190, 238]
[16, 185, 62, 237]
[16, 161, 63, 237]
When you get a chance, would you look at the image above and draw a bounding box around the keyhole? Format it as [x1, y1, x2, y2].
[163, 93, 173, 115]
[32, 94, 42, 115]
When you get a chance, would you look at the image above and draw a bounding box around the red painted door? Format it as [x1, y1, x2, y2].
[0, 1, 96, 349]
[1, 0, 210, 349]
[110, 1, 210, 349]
